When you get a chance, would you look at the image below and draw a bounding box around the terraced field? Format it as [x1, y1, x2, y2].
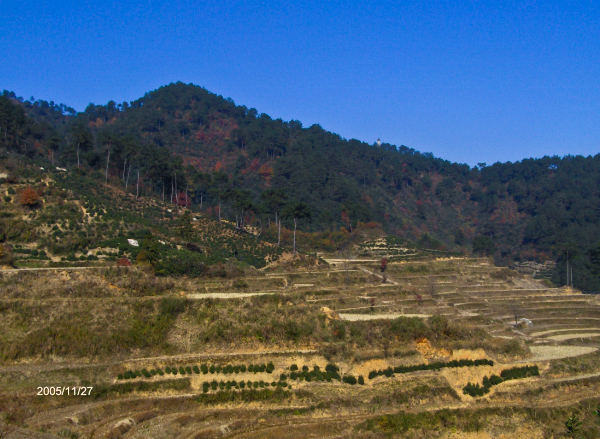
[2, 256, 600, 438]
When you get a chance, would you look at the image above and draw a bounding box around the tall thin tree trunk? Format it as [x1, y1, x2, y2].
[171, 179, 174, 204]
[162, 181, 165, 201]
[218, 199, 221, 222]
[105, 150, 110, 183]
[293, 218, 297, 253]
[185, 185, 189, 208]
[136, 170, 140, 198]
[278, 220, 281, 246]
[123, 159, 127, 180]
[126, 164, 131, 191]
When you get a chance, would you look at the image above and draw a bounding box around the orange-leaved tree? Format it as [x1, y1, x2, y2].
[19, 187, 40, 206]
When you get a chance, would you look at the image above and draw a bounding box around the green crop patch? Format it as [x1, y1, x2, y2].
[463, 365, 539, 397]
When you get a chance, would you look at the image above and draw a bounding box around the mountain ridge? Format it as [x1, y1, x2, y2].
[2, 82, 600, 290]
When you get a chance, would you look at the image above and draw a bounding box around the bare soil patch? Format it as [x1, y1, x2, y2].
[545, 332, 600, 341]
[338, 313, 430, 321]
[521, 345, 597, 362]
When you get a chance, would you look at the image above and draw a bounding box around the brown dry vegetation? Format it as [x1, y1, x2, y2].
[2, 257, 600, 438]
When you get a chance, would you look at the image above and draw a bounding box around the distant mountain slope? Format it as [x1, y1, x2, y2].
[2, 84, 600, 290]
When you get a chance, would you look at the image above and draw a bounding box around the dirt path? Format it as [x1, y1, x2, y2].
[338, 312, 429, 321]
[0, 349, 318, 375]
[550, 371, 600, 383]
[357, 266, 398, 285]
[519, 345, 597, 362]
[1, 266, 116, 272]
[186, 292, 277, 299]
[545, 332, 600, 341]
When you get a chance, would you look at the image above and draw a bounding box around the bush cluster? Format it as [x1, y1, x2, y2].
[118, 362, 276, 380]
[201, 379, 290, 393]
[368, 359, 494, 380]
[286, 363, 364, 385]
[288, 364, 340, 382]
[462, 365, 539, 397]
[196, 387, 292, 404]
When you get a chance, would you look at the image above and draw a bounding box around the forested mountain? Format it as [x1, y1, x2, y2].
[1, 83, 600, 290]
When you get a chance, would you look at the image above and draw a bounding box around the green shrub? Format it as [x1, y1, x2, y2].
[165, 367, 172, 374]
[325, 364, 339, 373]
[193, 366, 200, 374]
[203, 382, 209, 393]
[290, 364, 298, 371]
[489, 375, 503, 385]
[266, 362, 275, 373]
[369, 359, 494, 380]
[343, 375, 357, 385]
[462, 382, 488, 397]
[358, 376, 365, 385]
[201, 364, 209, 374]
[500, 365, 539, 380]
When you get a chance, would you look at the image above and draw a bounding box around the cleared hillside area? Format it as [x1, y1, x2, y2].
[1, 256, 600, 438]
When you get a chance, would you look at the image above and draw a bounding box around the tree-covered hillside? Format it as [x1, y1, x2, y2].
[2, 83, 600, 290]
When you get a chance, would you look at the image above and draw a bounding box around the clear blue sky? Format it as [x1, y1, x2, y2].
[1, 1, 598, 166]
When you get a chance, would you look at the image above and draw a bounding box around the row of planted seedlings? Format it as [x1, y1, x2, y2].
[287, 364, 365, 385]
[368, 358, 495, 380]
[202, 377, 291, 393]
[462, 365, 540, 397]
[118, 362, 276, 380]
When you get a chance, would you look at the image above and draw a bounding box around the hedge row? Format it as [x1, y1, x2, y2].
[117, 362, 276, 380]
[368, 359, 494, 380]
[287, 364, 364, 385]
[201, 379, 290, 392]
[196, 387, 292, 404]
[463, 365, 539, 397]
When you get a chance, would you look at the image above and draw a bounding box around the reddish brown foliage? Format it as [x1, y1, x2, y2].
[19, 187, 40, 206]
[176, 191, 189, 207]
[116, 257, 132, 266]
[380, 257, 388, 272]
